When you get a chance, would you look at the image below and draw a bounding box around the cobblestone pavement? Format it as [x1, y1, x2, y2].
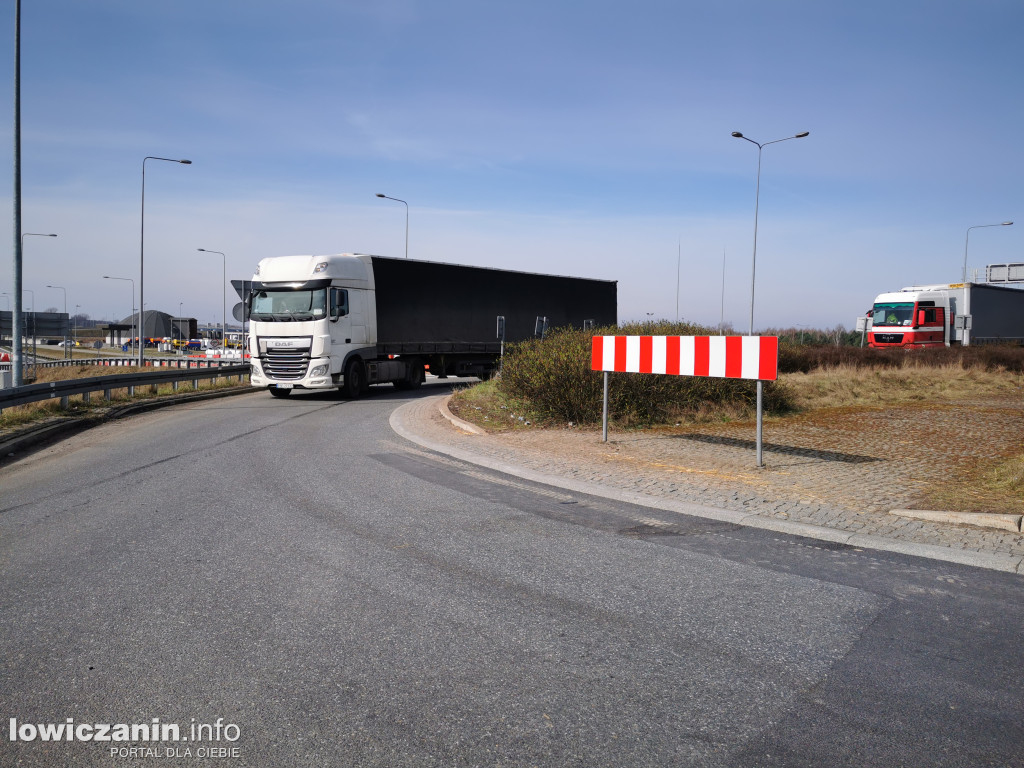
[392, 394, 1024, 572]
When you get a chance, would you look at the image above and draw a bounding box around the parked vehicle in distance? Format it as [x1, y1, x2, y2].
[868, 282, 1024, 348]
[247, 253, 617, 398]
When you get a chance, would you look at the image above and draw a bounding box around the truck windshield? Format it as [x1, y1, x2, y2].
[250, 288, 327, 321]
[872, 302, 914, 327]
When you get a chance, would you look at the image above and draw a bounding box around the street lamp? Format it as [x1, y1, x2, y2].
[46, 285, 66, 315]
[732, 130, 809, 469]
[103, 275, 136, 353]
[730, 131, 809, 335]
[22, 288, 35, 375]
[46, 283, 68, 355]
[963, 221, 1013, 283]
[375, 193, 409, 259]
[140, 156, 191, 366]
[197, 248, 227, 353]
[12, 233, 56, 383]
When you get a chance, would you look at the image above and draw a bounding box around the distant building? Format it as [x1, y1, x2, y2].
[118, 310, 176, 339]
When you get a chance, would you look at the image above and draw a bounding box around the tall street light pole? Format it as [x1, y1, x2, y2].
[731, 131, 809, 335]
[103, 275, 135, 352]
[375, 193, 409, 259]
[22, 288, 34, 377]
[12, 0, 23, 385]
[46, 282, 67, 355]
[197, 248, 226, 352]
[140, 156, 191, 367]
[16, 233, 56, 380]
[961, 220, 1013, 346]
[46, 284, 66, 315]
[963, 221, 1013, 284]
[731, 129, 809, 469]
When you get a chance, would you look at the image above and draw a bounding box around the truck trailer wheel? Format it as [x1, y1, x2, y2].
[343, 359, 365, 399]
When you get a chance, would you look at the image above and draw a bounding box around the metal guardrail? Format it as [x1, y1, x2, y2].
[0, 364, 250, 413]
[28, 356, 246, 369]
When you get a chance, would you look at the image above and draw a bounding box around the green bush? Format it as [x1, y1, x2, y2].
[497, 322, 794, 427]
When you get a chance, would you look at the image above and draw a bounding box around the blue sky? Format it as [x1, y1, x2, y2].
[1, 0, 1021, 330]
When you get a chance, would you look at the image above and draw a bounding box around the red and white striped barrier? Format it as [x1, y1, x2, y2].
[591, 335, 778, 381]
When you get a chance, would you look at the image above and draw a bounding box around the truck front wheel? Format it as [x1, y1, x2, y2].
[343, 359, 365, 399]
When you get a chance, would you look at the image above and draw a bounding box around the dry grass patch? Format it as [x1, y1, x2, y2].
[922, 453, 1024, 515]
[781, 364, 1024, 411]
[452, 365, 1024, 432]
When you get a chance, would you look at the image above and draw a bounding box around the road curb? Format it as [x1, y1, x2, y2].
[438, 395, 486, 435]
[890, 509, 1022, 532]
[390, 396, 1024, 576]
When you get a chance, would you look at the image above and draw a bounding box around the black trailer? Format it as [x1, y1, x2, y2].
[967, 283, 1024, 344]
[369, 256, 617, 376]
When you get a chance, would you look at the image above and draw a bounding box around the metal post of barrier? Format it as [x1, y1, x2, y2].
[602, 371, 609, 443]
[756, 380, 764, 468]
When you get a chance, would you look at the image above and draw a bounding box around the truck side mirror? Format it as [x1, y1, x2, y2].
[330, 288, 348, 321]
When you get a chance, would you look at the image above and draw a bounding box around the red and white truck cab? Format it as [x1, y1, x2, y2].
[867, 285, 959, 348]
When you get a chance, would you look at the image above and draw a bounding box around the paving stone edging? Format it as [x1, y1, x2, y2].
[891, 509, 1023, 533]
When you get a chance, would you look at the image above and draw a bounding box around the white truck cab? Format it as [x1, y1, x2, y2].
[248, 254, 379, 397]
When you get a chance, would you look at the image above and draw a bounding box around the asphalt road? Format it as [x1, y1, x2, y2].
[1, 381, 1021, 767]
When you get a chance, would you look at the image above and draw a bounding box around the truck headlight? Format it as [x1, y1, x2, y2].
[310, 364, 329, 377]
[250, 360, 261, 375]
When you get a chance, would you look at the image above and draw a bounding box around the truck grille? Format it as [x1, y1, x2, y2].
[263, 346, 310, 379]
[873, 333, 904, 344]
